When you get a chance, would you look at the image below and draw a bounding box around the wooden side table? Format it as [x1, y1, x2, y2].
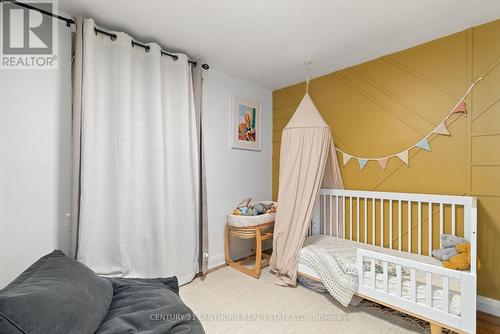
[225, 221, 274, 278]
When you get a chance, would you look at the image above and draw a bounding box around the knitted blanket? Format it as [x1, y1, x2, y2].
[299, 245, 358, 307]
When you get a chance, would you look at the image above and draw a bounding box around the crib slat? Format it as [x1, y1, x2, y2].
[364, 198, 368, 243]
[389, 199, 393, 249]
[350, 197, 353, 240]
[396, 265, 402, 297]
[428, 203, 433, 256]
[408, 201, 412, 253]
[343, 196, 346, 239]
[452, 204, 456, 235]
[335, 195, 339, 237]
[442, 276, 449, 313]
[410, 268, 416, 302]
[370, 258, 376, 288]
[425, 272, 432, 307]
[439, 203, 444, 247]
[383, 262, 388, 293]
[418, 201, 422, 255]
[357, 197, 360, 242]
[381, 199, 384, 247]
[323, 195, 327, 234]
[398, 200, 402, 251]
[329, 195, 333, 237]
[372, 199, 376, 245]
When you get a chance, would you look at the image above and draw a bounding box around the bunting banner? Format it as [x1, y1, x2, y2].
[415, 138, 431, 151]
[452, 101, 467, 114]
[337, 97, 467, 171]
[334, 58, 500, 171]
[434, 122, 450, 136]
[377, 158, 389, 171]
[343, 154, 352, 166]
[358, 159, 368, 170]
[396, 151, 409, 165]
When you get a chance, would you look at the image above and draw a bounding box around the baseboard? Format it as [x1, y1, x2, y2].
[478, 295, 500, 317]
[208, 254, 226, 269]
[208, 247, 272, 270]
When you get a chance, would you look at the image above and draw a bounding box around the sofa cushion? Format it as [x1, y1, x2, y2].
[96, 277, 205, 334]
[0, 250, 113, 334]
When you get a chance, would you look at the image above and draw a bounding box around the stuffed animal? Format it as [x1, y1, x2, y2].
[431, 234, 466, 261]
[443, 243, 470, 270]
[432, 247, 457, 261]
[237, 198, 252, 209]
[253, 203, 266, 215]
[440, 234, 467, 248]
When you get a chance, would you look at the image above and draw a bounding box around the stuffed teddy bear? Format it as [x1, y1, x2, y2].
[431, 234, 467, 261]
[443, 243, 470, 270]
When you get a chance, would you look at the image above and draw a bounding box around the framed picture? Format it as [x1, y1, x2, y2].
[231, 96, 262, 151]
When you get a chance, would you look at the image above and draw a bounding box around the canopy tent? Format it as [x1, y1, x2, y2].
[270, 92, 344, 286]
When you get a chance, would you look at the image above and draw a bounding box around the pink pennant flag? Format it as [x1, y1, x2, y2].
[434, 122, 450, 136]
[377, 158, 389, 170]
[397, 151, 409, 165]
[452, 101, 467, 114]
[343, 153, 352, 166]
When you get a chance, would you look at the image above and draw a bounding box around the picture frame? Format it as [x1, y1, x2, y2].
[231, 96, 262, 151]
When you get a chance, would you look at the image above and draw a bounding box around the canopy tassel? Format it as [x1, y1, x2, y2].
[303, 60, 313, 94]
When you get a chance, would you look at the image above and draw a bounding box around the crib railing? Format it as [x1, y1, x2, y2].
[311, 189, 477, 273]
[357, 249, 476, 333]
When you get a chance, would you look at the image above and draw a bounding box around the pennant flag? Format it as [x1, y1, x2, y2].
[415, 138, 431, 151]
[397, 151, 409, 165]
[452, 101, 467, 114]
[358, 159, 368, 170]
[377, 158, 389, 171]
[434, 122, 450, 136]
[343, 153, 352, 166]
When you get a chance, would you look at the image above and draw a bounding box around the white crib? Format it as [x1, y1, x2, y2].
[302, 189, 477, 334]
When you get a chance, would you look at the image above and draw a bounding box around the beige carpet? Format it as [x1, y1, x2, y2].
[180, 266, 427, 334]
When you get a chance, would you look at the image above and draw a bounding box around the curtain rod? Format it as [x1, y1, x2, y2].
[94, 27, 207, 68]
[1, 0, 75, 26]
[2, 0, 209, 69]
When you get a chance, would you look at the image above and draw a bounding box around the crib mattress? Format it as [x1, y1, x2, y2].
[298, 235, 461, 316]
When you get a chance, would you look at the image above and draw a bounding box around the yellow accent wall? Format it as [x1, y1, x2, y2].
[272, 20, 500, 300]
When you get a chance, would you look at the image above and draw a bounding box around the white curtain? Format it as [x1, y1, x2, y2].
[76, 19, 199, 285]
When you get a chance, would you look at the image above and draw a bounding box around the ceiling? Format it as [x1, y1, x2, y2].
[58, 0, 500, 90]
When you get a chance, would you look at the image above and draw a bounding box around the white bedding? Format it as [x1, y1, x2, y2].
[298, 235, 461, 316]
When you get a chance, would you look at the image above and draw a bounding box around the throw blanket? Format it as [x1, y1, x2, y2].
[299, 245, 358, 307]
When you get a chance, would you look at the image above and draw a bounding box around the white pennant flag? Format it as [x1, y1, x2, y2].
[397, 151, 409, 165]
[343, 153, 352, 166]
[434, 122, 450, 136]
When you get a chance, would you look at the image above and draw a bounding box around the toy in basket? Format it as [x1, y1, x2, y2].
[225, 198, 277, 278]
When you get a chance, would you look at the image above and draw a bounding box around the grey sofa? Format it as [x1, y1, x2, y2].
[0, 251, 205, 334]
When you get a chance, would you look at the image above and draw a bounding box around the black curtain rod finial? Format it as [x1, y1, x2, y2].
[4, 0, 75, 26]
[6, 0, 210, 69]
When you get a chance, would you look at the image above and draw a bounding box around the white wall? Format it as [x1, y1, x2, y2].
[202, 69, 273, 268]
[0, 17, 271, 284]
[0, 21, 72, 288]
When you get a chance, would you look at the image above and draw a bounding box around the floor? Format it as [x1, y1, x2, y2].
[180, 265, 433, 334]
[181, 265, 500, 334]
[477, 311, 500, 334]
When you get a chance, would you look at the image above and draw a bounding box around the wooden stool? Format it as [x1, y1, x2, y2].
[225, 221, 274, 278]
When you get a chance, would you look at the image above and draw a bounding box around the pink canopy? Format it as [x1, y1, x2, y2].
[270, 93, 344, 286]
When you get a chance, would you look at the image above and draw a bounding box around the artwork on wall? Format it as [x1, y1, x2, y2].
[231, 96, 262, 151]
